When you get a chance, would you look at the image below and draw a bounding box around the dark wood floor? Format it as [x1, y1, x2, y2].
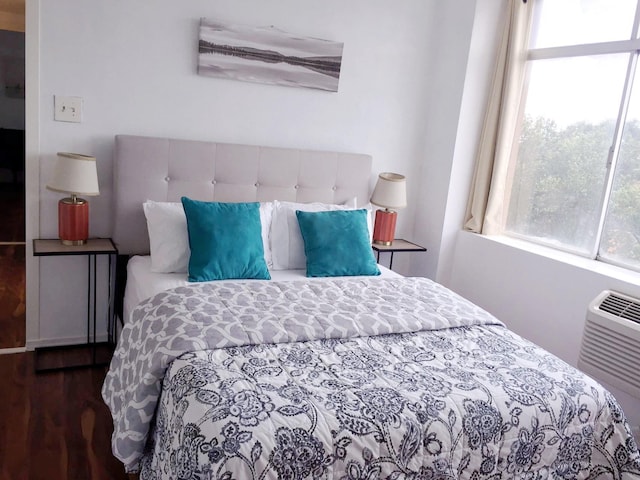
[0, 352, 128, 480]
[0, 244, 25, 348]
[0, 182, 26, 349]
[0, 183, 25, 243]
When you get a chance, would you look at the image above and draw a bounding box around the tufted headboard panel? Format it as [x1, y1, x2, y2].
[112, 134, 373, 255]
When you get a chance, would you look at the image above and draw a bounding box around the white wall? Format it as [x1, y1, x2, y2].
[33, 0, 440, 345]
[408, 0, 478, 279]
[410, 0, 508, 284]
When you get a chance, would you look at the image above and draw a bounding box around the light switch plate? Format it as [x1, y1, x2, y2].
[54, 95, 83, 123]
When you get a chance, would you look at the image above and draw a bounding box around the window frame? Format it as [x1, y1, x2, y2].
[505, 2, 640, 271]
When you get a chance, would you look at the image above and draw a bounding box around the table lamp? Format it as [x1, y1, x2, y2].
[370, 172, 406, 245]
[46, 152, 99, 245]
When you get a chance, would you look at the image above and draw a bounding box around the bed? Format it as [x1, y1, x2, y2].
[102, 134, 640, 479]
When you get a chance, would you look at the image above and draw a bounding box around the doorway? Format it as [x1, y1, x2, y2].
[0, 28, 25, 349]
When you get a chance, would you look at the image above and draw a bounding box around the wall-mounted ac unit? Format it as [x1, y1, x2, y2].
[578, 290, 640, 399]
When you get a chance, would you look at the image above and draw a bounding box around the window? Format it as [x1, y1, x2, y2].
[505, 0, 640, 271]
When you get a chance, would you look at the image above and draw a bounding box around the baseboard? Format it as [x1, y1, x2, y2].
[0, 346, 28, 355]
[26, 333, 110, 350]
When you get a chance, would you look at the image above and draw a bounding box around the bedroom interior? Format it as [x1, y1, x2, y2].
[0, 0, 639, 478]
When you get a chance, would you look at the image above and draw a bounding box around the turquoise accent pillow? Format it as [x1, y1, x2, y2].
[296, 209, 381, 277]
[181, 197, 271, 282]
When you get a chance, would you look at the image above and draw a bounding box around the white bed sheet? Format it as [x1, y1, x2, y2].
[123, 255, 402, 324]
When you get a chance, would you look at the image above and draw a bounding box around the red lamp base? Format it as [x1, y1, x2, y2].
[59, 197, 89, 245]
[373, 209, 397, 246]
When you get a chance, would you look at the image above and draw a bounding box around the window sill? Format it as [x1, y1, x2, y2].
[479, 233, 640, 287]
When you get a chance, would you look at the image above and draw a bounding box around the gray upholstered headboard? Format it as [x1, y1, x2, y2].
[112, 134, 373, 255]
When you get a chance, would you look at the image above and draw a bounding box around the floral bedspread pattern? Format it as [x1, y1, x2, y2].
[102, 278, 640, 478]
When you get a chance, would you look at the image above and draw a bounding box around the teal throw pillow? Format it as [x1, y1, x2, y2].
[296, 209, 380, 277]
[181, 197, 271, 282]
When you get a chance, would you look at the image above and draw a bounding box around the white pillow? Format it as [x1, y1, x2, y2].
[144, 201, 190, 273]
[143, 200, 274, 273]
[259, 202, 274, 267]
[270, 199, 369, 270]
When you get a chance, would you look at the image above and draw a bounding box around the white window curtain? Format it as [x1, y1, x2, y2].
[463, 0, 534, 234]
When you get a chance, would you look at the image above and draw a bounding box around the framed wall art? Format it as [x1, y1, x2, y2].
[198, 19, 343, 92]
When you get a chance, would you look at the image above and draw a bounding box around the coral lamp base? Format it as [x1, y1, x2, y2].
[372, 209, 397, 246]
[58, 197, 89, 246]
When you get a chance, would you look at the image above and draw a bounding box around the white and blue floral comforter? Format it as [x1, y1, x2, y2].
[102, 277, 640, 479]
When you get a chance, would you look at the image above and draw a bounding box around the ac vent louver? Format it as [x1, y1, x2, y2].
[599, 293, 640, 324]
[578, 290, 640, 399]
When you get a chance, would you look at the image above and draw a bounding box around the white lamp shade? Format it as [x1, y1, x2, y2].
[46, 152, 100, 196]
[370, 172, 406, 210]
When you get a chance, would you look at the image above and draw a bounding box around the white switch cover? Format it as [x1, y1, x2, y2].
[54, 95, 83, 123]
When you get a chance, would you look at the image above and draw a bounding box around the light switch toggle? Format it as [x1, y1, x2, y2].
[54, 95, 83, 123]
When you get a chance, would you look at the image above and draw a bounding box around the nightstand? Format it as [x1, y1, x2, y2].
[372, 238, 426, 270]
[33, 238, 118, 372]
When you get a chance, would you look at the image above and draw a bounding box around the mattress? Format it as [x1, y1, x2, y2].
[103, 276, 640, 478]
[122, 255, 402, 324]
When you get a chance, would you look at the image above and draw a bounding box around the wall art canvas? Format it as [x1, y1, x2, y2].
[198, 19, 343, 92]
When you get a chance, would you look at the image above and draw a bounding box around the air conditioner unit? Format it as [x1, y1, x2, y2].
[578, 290, 640, 399]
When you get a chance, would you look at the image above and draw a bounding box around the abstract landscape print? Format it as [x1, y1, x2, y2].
[198, 19, 343, 92]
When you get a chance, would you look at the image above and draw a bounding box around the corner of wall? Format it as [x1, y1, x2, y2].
[431, 0, 507, 286]
[24, 0, 40, 349]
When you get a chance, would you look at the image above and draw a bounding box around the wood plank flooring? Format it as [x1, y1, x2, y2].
[0, 352, 128, 480]
[0, 244, 26, 348]
[0, 185, 25, 243]
[0, 182, 26, 349]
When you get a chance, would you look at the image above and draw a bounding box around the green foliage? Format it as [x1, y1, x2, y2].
[506, 116, 640, 267]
